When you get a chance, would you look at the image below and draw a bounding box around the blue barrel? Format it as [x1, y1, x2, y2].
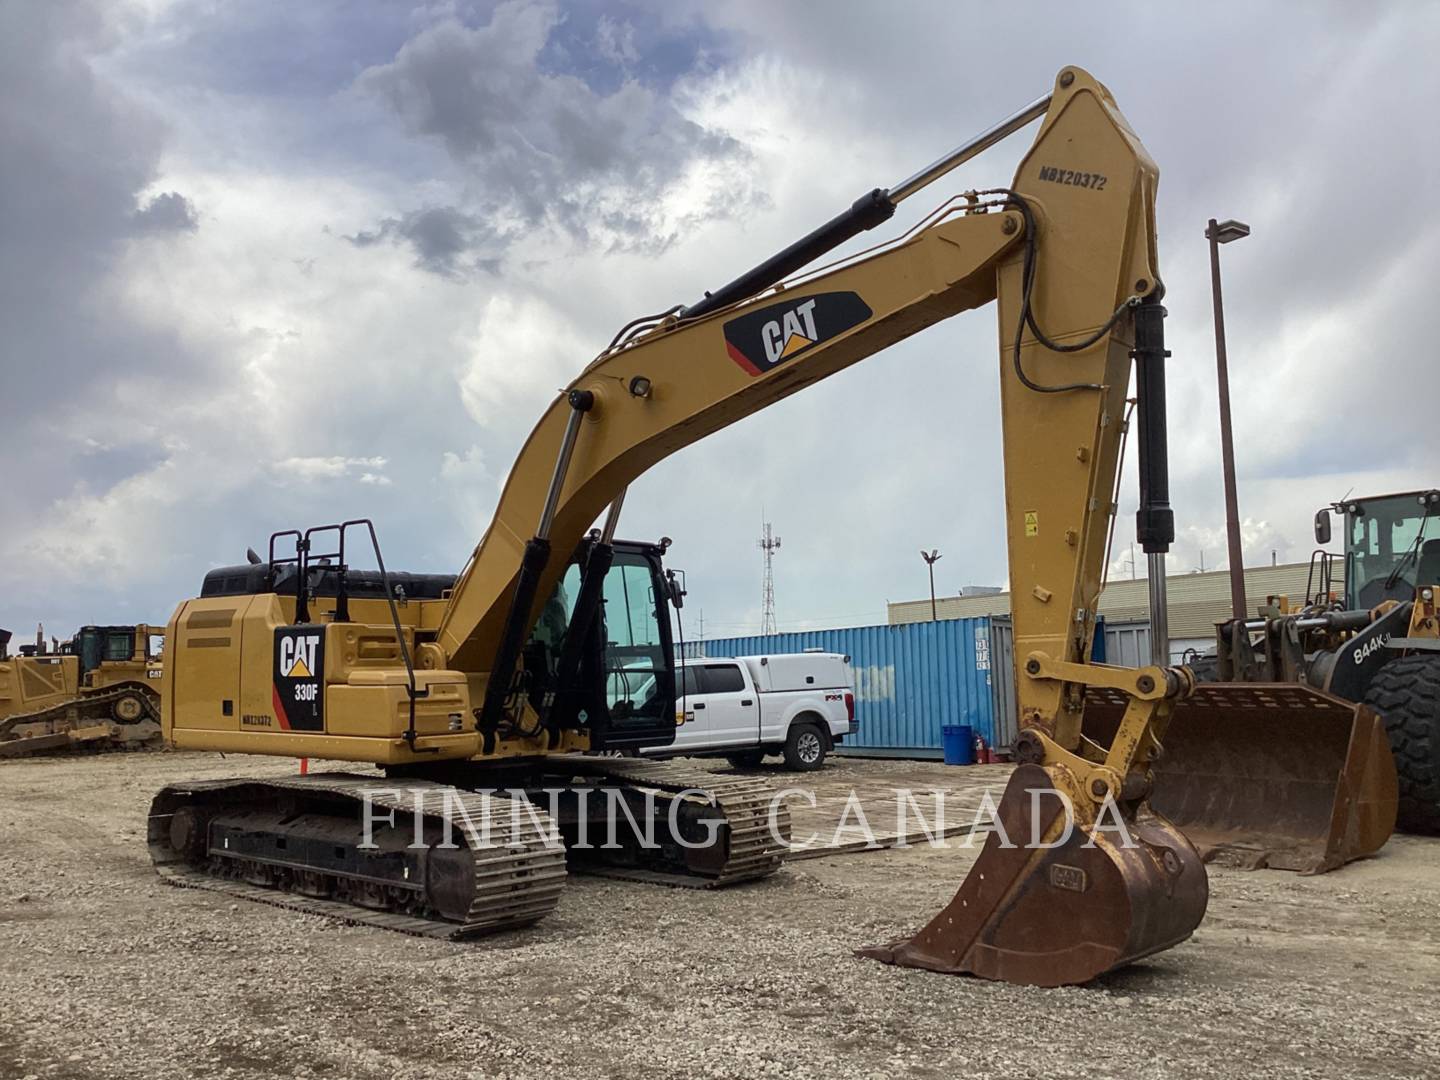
[942, 724, 975, 765]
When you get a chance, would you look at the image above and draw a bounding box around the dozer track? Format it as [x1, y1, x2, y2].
[546, 755, 791, 887]
[148, 775, 568, 939]
[0, 684, 161, 758]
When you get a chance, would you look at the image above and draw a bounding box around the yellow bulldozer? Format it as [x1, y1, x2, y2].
[148, 66, 1396, 987]
[0, 623, 164, 757]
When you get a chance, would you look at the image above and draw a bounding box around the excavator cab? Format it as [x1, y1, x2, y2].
[191, 525, 681, 756]
[523, 534, 680, 752]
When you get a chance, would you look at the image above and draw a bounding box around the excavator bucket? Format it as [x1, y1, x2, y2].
[859, 764, 1208, 987]
[1083, 683, 1397, 873]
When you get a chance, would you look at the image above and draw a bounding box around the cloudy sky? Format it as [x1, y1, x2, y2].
[3, 1, 1439, 645]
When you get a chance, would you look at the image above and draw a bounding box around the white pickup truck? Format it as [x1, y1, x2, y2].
[644, 652, 856, 771]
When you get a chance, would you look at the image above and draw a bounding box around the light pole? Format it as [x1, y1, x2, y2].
[921, 549, 942, 621]
[1207, 217, 1250, 622]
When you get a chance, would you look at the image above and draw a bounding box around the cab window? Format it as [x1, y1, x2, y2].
[601, 556, 670, 723]
[700, 664, 745, 693]
[1348, 498, 1433, 606]
[104, 632, 133, 662]
[679, 667, 701, 697]
[530, 562, 581, 677]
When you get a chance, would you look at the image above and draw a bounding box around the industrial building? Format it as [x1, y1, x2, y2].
[887, 561, 1336, 661]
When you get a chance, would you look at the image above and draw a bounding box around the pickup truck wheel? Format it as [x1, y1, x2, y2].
[725, 750, 766, 769]
[783, 723, 826, 771]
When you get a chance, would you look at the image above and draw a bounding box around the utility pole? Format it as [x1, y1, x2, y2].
[1207, 216, 1251, 621]
[758, 519, 781, 635]
[921, 549, 942, 621]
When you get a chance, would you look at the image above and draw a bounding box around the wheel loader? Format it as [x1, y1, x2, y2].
[149, 66, 1394, 987]
[1181, 489, 1439, 836]
[0, 623, 163, 757]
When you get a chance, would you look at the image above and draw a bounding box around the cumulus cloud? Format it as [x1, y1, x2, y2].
[272, 456, 390, 483]
[456, 291, 595, 428]
[0, 2, 168, 421]
[348, 205, 502, 278]
[440, 445, 489, 481]
[438, 445, 499, 536]
[5, 0, 1440, 644]
[352, 1, 753, 263]
[132, 191, 199, 232]
[595, 15, 639, 68]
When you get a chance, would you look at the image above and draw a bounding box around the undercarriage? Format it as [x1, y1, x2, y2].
[1, 683, 161, 758]
[148, 757, 790, 938]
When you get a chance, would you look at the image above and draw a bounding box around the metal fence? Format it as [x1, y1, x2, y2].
[680, 617, 995, 757]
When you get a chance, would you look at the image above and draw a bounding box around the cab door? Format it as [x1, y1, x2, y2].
[589, 548, 678, 751]
[673, 665, 710, 743]
[694, 663, 759, 747]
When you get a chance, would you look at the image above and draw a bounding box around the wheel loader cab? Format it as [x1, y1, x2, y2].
[1329, 490, 1440, 608]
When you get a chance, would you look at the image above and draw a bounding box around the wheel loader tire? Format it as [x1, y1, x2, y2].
[783, 723, 826, 772]
[113, 694, 146, 723]
[1363, 653, 1440, 835]
[725, 749, 766, 769]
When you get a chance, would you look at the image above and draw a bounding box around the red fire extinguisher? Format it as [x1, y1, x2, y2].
[973, 732, 990, 765]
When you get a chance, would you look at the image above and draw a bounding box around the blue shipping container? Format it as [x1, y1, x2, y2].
[678, 618, 994, 758]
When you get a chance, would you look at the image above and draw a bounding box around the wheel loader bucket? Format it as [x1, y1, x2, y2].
[1083, 682, 1397, 874]
[859, 764, 1208, 987]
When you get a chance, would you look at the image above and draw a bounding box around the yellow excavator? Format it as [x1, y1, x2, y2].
[1, 623, 163, 756]
[150, 67, 1396, 986]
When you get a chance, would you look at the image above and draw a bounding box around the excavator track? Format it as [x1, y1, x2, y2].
[0, 684, 161, 758]
[546, 756, 791, 887]
[148, 774, 568, 939]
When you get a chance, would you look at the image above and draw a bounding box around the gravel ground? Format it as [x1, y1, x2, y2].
[1, 751, 1437, 1080]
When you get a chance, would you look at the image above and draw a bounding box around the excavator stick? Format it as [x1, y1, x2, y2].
[860, 765, 1208, 987]
[1083, 683, 1397, 873]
